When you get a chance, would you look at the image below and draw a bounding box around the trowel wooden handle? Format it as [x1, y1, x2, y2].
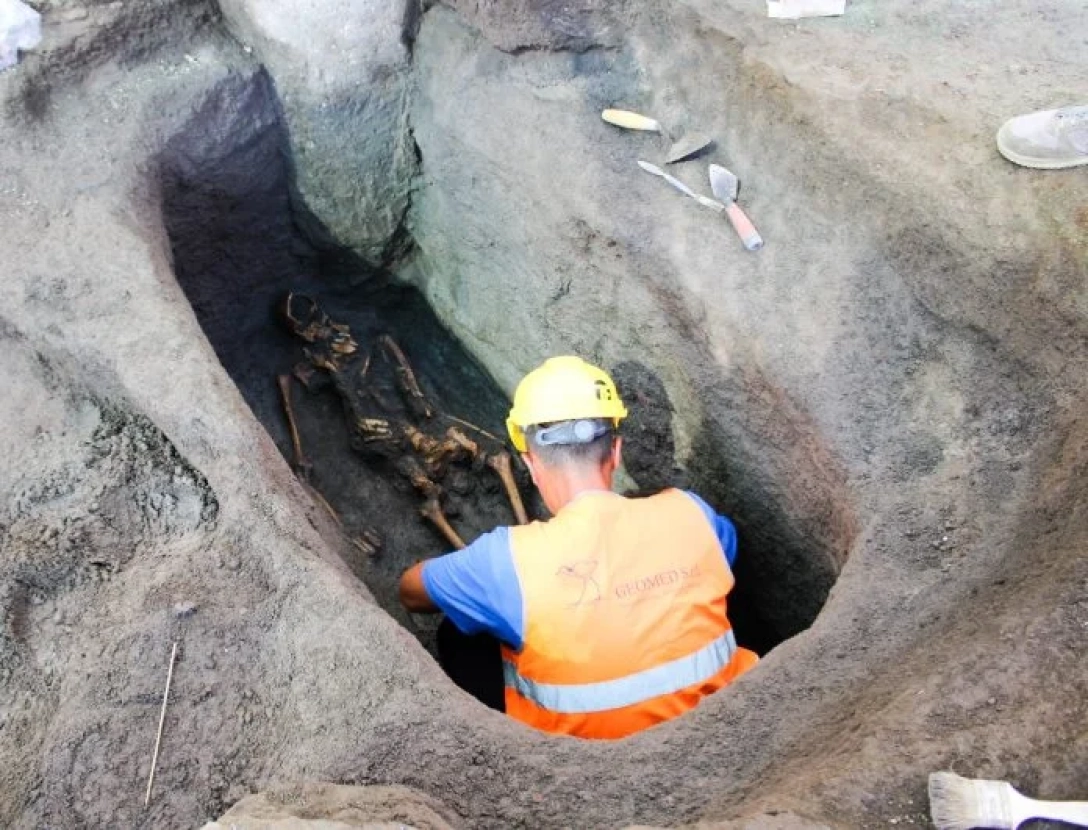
[725, 202, 764, 251]
[602, 109, 663, 133]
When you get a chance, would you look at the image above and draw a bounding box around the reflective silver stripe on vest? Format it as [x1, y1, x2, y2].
[503, 630, 737, 715]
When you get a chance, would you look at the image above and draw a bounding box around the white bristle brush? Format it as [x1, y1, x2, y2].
[929, 771, 1088, 830]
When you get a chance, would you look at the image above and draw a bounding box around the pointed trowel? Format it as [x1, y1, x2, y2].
[709, 164, 764, 251]
[637, 160, 725, 212]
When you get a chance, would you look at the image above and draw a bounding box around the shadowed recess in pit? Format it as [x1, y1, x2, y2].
[613, 360, 856, 653]
[155, 70, 529, 647]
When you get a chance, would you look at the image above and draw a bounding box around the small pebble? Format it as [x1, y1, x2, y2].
[173, 601, 198, 619]
[57, 7, 89, 21]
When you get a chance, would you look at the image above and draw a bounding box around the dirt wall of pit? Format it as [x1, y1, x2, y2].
[0, 1, 1085, 829]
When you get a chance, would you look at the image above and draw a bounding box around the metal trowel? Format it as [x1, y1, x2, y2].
[637, 160, 725, 212]
[708, 164, 764, 251]
[602, 109, 714, 164]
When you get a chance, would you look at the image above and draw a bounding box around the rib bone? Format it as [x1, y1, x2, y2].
[353, 417, 394, 443]
[351, 529, 382, 557]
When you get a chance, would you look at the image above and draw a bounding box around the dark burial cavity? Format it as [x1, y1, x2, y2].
[156, 71, 523, 641]
[157, 69, 847, 658]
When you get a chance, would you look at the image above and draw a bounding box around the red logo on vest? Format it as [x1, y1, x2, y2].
[556, 560, 601, 606]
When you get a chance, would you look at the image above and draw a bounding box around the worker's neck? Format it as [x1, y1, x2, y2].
[538, 464, 614, 515]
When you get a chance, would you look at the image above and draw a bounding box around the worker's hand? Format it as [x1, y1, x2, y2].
[399, 562, 439, 613]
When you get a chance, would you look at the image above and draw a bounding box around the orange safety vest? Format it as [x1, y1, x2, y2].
[501, 489, 758, 739]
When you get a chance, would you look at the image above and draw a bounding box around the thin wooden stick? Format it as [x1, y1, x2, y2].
[145, 641, 178, 807]
[439, 412, 503, 443]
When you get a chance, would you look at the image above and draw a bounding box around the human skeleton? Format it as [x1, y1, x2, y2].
[276, 292, 529, 552]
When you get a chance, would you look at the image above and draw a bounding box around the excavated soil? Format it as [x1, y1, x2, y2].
[0, 1, 1085, 829]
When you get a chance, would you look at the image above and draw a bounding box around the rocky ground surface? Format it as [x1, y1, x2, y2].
[0, 1, 1085, 828]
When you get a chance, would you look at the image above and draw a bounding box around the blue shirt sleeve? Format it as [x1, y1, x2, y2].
[420, 526, 524, 649]
[683, 491, 738, 568]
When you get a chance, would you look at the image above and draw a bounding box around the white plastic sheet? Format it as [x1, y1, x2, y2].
[767, 0, 845, 19]
[0, 0, 41, 71]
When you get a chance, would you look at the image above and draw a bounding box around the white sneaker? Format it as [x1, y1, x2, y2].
[996, 105, 1088, 169]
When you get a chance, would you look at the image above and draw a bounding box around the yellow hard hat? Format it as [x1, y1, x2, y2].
[506, 356, 627, 453]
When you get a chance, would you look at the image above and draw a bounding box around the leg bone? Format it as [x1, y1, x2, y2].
[395, 456, 442, 501]
[378, 335, 433, 420]
[277, 374, 313, 481]
[487, 451, 529, 525]
[421, 498, 466, 550]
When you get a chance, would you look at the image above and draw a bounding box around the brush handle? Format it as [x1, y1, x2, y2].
[724, 202, 764, 251]
[1019, 797, 1088, 827]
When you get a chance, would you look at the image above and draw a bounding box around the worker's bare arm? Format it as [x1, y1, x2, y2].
[399, 562, 439, 613]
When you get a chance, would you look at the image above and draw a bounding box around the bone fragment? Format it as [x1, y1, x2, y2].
[351, 529, 382, 557]
[405, 424, 439, 456]
[405, 425, 481, 474]
[445, 427, 479, 455]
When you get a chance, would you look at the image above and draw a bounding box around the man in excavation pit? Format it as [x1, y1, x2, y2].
[399, 356, 758, 739]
